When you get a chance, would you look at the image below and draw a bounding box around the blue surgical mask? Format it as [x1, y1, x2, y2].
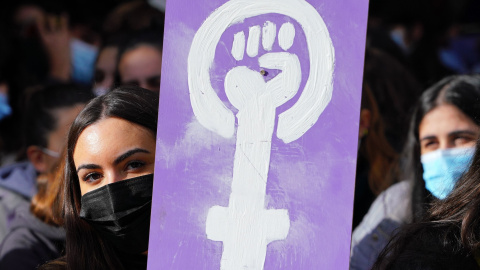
[390, 28, 412, 55]
[70, 38, 98, 84]
[421, 147, 475, 199]
[0, 93, 12, 121]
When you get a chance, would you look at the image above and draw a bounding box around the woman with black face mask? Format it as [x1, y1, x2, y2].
[41, 86, 158, 270]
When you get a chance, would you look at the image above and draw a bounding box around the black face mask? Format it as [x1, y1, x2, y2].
[79, 174, 153, 254]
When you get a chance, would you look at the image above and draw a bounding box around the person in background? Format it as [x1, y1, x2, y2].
[366, 1, 452, 87]
[42, 86, 158, 270]
[372, 138, 480, 270]
[363, 48, 423, 152]
[93, 1, 165, 95]
[0, 27, 23, 165]
[350, 75, 480, 270]
[353, 85, 398, 229]
[92, 35, 127, 96]
[93, 44, 119, 96]
[353, 48, 421, 228]
[0, 83, 93, 240]
[0, 148, 66, 269]
[102, 0, 165, 37]
[11, 2, 100, 85]
[116, 31, 163, 93]
[101, 1, 165, 93]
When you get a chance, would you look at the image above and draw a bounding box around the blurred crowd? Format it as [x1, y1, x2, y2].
[0, 0, 164, 268]
[0, 0, 164, 164]
[0, 0, 477, 269]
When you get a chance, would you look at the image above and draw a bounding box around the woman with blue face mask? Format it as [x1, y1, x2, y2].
[372, 130, 480, 269]
[350, 75, 480, 270]
[418, 101, 478, 199]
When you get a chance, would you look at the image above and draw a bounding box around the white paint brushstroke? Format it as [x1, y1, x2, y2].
[212, 52, 299, 268]
[187, 0, 334, 143]
[259, 52, 301, 107]
[187, 0, 335, 268]
[246, 25, 261, 57]
[262, 21, 276, 51]
[278, 22, 295, 51]
[208, 46, 300, 270]
[156, 117, 235, 169]
[232, 31, 245, 61]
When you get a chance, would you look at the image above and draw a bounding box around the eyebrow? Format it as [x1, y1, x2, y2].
[420, 130, 478, 141]
[76, 164, 102, 174]
[448, 130, 478, 137]
[75, 148, 151, 174]
[113, 148, 151, 165]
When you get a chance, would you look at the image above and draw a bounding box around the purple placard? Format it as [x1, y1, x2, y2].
[149, 0, 368, 269]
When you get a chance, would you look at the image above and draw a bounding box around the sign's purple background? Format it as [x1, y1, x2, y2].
[148, 0, 369, 269]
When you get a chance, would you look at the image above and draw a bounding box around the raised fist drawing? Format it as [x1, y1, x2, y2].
[225, 22, 301, 111]
[187, 1, 335, 268]
[205, 21, 297, 270]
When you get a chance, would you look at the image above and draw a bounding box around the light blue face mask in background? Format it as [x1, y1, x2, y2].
[70, 38, 98, 84]
[0, 93, 12, 121]
[421, 147, 475, 199]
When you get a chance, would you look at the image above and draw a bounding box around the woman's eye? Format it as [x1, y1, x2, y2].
[126, 160, 145, 171]
[83, 172, 103, 183]
[423, 140, 438, 149]
[453, 136, 473, 146]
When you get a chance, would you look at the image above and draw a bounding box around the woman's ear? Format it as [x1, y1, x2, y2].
[359, 108, 371, 138]
[27, 145, 48, 173]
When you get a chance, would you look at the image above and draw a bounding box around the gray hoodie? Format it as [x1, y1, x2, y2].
[0, 161, 37, 240]
[0, 203, 65, 269]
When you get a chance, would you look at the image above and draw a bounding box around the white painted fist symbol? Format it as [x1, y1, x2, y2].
[225, 22, 302, 110]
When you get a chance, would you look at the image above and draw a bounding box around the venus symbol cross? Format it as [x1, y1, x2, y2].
[205, 22, 300, 270]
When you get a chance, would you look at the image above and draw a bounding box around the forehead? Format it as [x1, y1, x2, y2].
[119, 45, 162, 79]
[73, 117, 155, 164]
[54, 105, 85, 128]
[96, 47, 118, 70]
[47, 104, 85, 147]
[419, 104, 478, 138]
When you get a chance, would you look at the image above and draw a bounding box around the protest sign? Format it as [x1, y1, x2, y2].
[149, 0, 369, 268]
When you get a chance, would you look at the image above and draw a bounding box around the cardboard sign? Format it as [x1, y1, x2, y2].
[149, 0, 368, 268]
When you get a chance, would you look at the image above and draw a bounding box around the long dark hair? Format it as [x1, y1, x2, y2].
[49, 86, 158, 270]
[373, 138, 480, 269]
[359, 84, 398, 196]
[401, 75, 480, 222]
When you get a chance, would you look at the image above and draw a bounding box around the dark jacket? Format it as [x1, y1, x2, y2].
[0, 203, 65, 269]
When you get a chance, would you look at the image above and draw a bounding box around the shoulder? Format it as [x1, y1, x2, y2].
[350, 181, 413, 270]
[381, 180, 413, 222]
[0, 206, 62, 257]
[350, 218, 402, 270]
[0, 226, 62, 270]
[0, 188, 29, 240]
[0, 227, 43, 269]
[0, 186, 29, 209]
[0, 226, 38, 256]
[352, 181, 412, 243]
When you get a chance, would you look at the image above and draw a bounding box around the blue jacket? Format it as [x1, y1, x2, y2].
[350, 180, 413, 270]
